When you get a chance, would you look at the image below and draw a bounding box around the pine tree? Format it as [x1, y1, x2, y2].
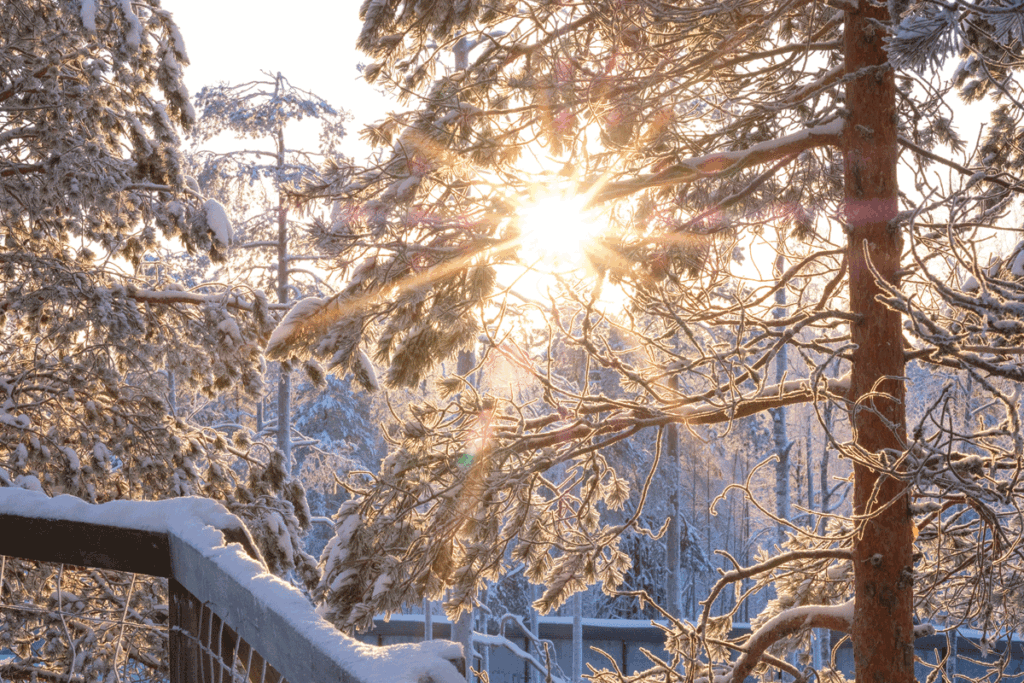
[186, 71, 352, 475]
[273, 2, 1024, 682]
[0, 3, 317, 680]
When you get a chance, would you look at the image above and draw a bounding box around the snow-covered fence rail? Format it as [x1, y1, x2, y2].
[0, 488, 464, 683]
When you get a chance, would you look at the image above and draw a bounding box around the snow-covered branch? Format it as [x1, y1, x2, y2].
[0, 662, 86, 683]
[127, 287, 262, 313]
[677, 374, 851, 425]
[897, 135, 1024, 194]
[0, 162, 44, 177]
[700, 548, 854, 636]
[236, 240, 280, 249]
[592, 120, 843, 203]
[505, 375, 851, 453]
[725, 600, 853, 683]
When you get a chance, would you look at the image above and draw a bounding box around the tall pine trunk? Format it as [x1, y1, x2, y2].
[572, 592, 583, 683]
[844, 5, 914, 683]
[273, 90, 293, 473]
[275, 168, 292, 471]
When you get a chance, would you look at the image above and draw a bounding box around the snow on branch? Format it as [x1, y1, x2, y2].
[677, 375, 850, 425]
[265, 296, 345, 359]
[203, 198, 233, 248]
[723, 600, 854, 683]
[507, 375, 851, 453]
[699, 548, 854, 637]
[591, 120, 843, 203]
[79, 0, 97, 32]
[115, 0, 143, 49]
[264, 294, 380, 390]
[122, 286, 261, 313]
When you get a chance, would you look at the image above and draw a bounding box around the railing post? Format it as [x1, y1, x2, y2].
[170, 578, 201, 683]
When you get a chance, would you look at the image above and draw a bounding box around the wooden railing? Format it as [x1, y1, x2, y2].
[0, 488, 463, 683]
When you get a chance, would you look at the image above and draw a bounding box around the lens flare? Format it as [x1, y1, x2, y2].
[515, 190, 603, 273]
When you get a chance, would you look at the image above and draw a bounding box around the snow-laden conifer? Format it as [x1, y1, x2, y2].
[184, 72, 356, 473]
[0, 5, 325, 681]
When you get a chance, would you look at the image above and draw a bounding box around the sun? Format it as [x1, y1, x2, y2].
[515, 188, 605, 275]
[503, 184, 633, 313]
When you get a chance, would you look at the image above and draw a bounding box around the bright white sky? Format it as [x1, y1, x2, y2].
[168, 0, 388, 159]
[163, 0, 1019, 282]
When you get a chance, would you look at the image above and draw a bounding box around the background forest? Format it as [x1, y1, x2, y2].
[3, 2, 1024, 683]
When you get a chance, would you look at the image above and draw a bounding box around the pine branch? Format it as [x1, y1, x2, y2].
[724, 600, 853, 683]
[0, 163, 44, 177]
[0, 65, 50, 104]
[0, 663, 85, 683]
[128, 288, 258, 312]
[897, 135, 1024, 194]
[508, 375, 851, 453]
[678, 374, 850, 424]
[590, 120, 844, 203]
[700, 548, 854, 636]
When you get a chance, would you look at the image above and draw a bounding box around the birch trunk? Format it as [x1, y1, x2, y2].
[664, 376, 682, 617]
[771, 249, 791, 548]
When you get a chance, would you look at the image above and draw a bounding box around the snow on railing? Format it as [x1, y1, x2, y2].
[0, 488, 464, 683]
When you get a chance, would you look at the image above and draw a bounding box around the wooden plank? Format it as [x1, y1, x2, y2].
[208, 609, 236, 683]
[170, 578, 202, 683]
[0, 513, 171, 576]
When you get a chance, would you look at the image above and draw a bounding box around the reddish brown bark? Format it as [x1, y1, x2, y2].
[844, 4, 914, 683]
